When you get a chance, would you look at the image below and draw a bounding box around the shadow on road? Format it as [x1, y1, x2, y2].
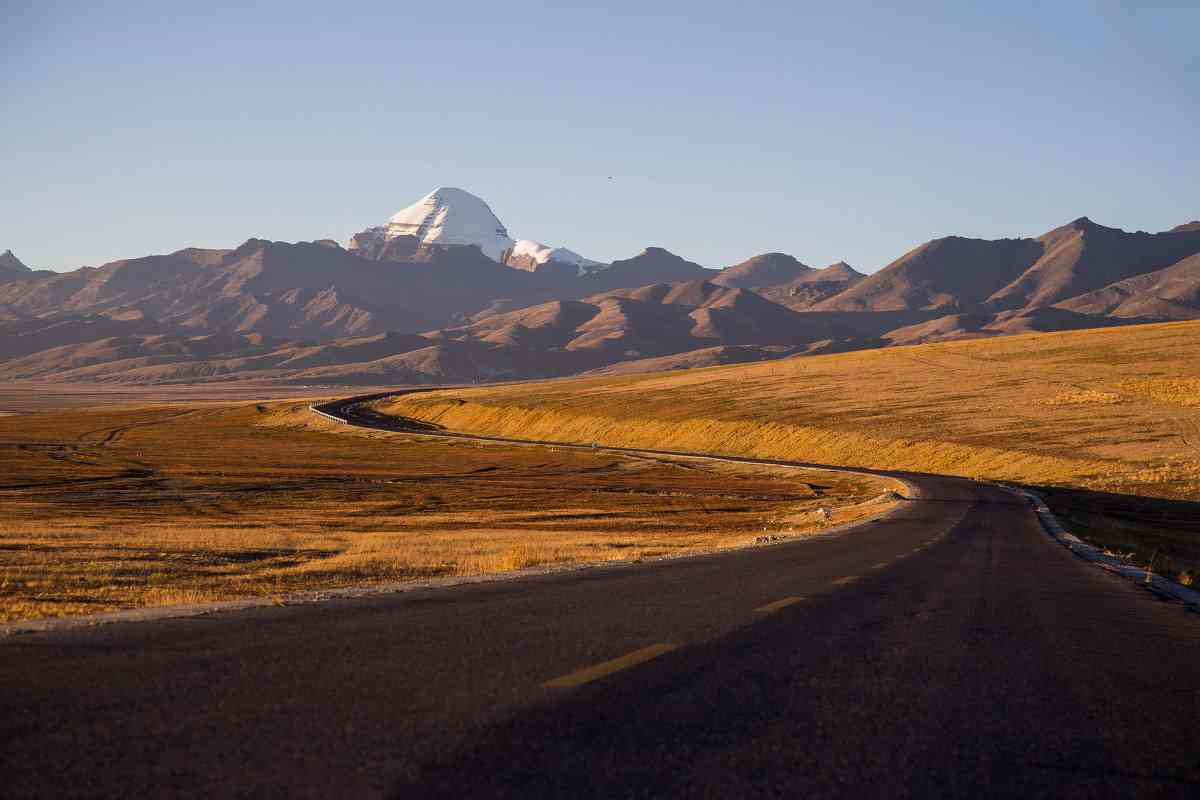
[1036, 485, 1200, 580]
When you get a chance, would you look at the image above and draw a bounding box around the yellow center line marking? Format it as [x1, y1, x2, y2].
[832, 575, 860, 586]
[870, 562, 890, 570]
[754, 596, 805, 613]
[542, 643, 679, 689]
[911, 547, 924, 553]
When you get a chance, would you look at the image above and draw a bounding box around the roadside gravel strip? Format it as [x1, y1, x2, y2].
[1022, 488, 1200, 610]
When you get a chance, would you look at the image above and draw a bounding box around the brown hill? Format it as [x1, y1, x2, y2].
[712, 253, 813, 288]
[263, 331, 434, 370]
[429, 280, 833, 369]
[882, 313, 999, 346]
[0, 241, 725, 343]
[813, 219, 1200, 315]
[0, 320, 285, 382]
[577, 248, 712, 293]
[0, 285, 956, 387]
[806, 261, 863, 283]
[0, 315, 175, 362]
[814, 236, 1044, 312]
[0, 240, 551, 340]
[1055, 252, 1200, 321]
[756, 261, 866, 310]
[0, 280, 825, 385]
[985, 218, 1200, 311]
[882, 306, 1146, 347]
[982, 306, 1143, 335]
[0, 250, 32, 278]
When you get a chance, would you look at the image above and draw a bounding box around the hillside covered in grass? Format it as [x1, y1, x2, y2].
[380, 320, 1200, 498]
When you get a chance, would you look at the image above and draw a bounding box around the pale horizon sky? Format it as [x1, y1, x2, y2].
[3, 1, 1197, 273]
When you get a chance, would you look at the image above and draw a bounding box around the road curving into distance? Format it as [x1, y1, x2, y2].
[3, 391, 1200, 797]
[311, 388, 924, 497]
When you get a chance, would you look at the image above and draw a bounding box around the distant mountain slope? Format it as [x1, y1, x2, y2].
[575, 248, 712, 293]
[4, 207, 1200, 386]
[0, 315, 176, 362]
[0, 278, 845, 386]
[0, 236, 722, 343]
[0, 250, 32, 278]
[430, 279, 779, 365]
[0, 240, 551, 339]
[426, 279, 919, 373]
[812, 218, 1200, 315]
[882, 306, 1148, 346]
[755, 261, 866, 310]
[1056, 252, 1200, 320]
[813, 236, 1044, 311]
[808, 261, 863, 283]
[881, 313, 999, 346]
[985, 218, 1200, 311]
[712, 253, 813, 288]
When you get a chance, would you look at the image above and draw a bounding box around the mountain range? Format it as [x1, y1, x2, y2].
[2, 188, 1198, 385]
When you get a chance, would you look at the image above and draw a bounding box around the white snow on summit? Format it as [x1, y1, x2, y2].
[383, 187, 514, 261]
[350, 187, 601, 269]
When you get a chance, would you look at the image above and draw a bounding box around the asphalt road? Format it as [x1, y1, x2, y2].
[3, 398, 1200, 798]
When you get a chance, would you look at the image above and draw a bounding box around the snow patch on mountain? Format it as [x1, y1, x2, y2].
[506, 240, 603, 274]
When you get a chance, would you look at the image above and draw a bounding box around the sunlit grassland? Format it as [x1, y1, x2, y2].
[380, 320, 1200, 578]
[0, 401, 892, 622]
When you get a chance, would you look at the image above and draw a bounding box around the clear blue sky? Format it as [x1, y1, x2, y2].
[3, 1, 1197, 272]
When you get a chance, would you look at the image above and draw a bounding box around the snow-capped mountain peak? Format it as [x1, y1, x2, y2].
[383, 187, 514, 261]
[349, 187, 602, 270]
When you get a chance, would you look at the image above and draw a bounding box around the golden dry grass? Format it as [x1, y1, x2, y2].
[381, 321, 1200, 498]
[0, 400, 892, 622]
[1117, 378, 1200, 408]
[379, 320, 1200, 578]
[1037, 389, 1124, 407]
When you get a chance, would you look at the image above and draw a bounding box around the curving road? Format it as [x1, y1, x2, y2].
[2, 393, 1199, 798]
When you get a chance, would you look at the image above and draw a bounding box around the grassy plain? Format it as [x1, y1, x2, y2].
[0, 398, 892, 622]
[380, 320, 1200, 581]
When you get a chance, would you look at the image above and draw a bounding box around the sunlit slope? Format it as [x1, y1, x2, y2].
[380, 320, 1200, 499]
